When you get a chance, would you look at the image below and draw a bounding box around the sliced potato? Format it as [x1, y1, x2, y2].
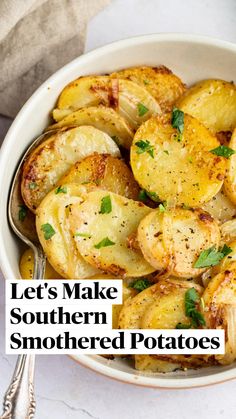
[48, 106, 134, 149]
[201, 189, 236, 223]
[138, 208, 220, 278]
[68, 190, 155, 277]
[141, 280, 201, 329]
[53, 75, 161, 129]
[130, 114, 226, 206]
[112, 65, 186, 113]
[118, 282, 159, 329]
[19, 248, 62, 279]
[224, 128, 236, 204]
[137, 210, 168, 272]
[119, 279, 211, 370]
[221, 219, 236, 242]
[202, 262, 236, 364]
[177, 79, 236, 133]
[36, 183, 100, 279]
[112, 281, 138, 328]
[134, 355, 181, 373]
[212, 240, 236, 275]
[118, 279, 202, 329]
[21, 126, 120, 212]
[59, 154, 140, 200]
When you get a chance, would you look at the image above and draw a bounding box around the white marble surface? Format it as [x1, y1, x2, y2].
[1, 0, 236, 418]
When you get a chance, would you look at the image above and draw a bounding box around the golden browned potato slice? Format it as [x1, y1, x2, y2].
[59, 154, 140, 200]
[211, 241, 236, 276]
[112, 281, 138, 328]
[177, 79, 236, 133]
[221, 219, 236, 242]
[36, 183, 100, 279]
[68, 190, 155, 277]
[224, 129, 236, 204]
[201, 189, 236, 223]
[53, 76, 161, 129]
[202, 262, 236, 364]
[130, 114, 226, 206]
[19, 248, 62, 279]
[112, 65, 186, 113]
[138, 208, 220, 278]
[21, 126, 120, 212]
[134, 355, 182, 373]
[48, 106, 134, 149]
[119, 279, 211, 371]
[119, 279, 202, 329]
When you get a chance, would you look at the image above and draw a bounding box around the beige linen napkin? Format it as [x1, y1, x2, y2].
[0, 0, 111, 118]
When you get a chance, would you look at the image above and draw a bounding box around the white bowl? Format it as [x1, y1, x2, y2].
[0, 33, 236, 388]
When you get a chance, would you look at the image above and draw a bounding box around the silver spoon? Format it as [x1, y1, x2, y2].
[1, 130, 56, 419]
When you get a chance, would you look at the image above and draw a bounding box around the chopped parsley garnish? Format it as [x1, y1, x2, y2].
[171, 107, 184, 141]
[94, 237, 115, 249]
[210, 145, 236, 159]
[143, 79, 150, 85]
[29, 182, 37, 190]
[138, 189, 148, 202]
[159, 202, 167, 212]
[18, 205, 27, 221]
[194, 245, 232, 268]
[135, 140, 154, 158]
[129, 278, 152, 292]
[55, 186, 67, 194]
[176, 288, 206, 329]
[138, 189, 161, 203]
[100, 195, 112, 214]
[137, 102, 149, 117]
[164, 150, 169, 155]
[185, 288, 206, 327]
[41, 223, 56, 240]
[147, 191, 161, 202]
[74, 232, 91, 238]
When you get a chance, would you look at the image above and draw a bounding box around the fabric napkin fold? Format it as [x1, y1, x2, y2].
[0, 0, 111, 118]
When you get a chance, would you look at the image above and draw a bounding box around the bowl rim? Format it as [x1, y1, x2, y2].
[1, 33, 236, 388]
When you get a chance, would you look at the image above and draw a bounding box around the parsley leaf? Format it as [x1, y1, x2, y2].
[194, 245, 232, 268]
[220, 244, 233, 257]
[147, 191, 161, 202]
[74, 232, 91, 238]
[129, 278, 152, 292]
[171, 107, 184, 141]
[94, 237, 115, 249]
[41, 223, 56, 240]
[55, 186, 67, 194]
[159, 202, 167, 212]
[135, 140, 154, 158]
[185, 288, 206, 327]
[29, 182, 37, 190]
[18, 205, 27, 221]
[137, 103, 149, 117]
[100, 195, 112, 214]
[210, 145, 236, 159]
[138, 189, 148, 202]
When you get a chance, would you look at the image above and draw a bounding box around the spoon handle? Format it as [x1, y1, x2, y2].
[0, 355, 36, 419]
[1, 248, 46, 419]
